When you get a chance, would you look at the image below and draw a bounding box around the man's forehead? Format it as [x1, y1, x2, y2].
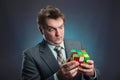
[45, 18, 64, 28]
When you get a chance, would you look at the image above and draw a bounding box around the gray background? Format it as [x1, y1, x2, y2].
[0, 0, 120, 80]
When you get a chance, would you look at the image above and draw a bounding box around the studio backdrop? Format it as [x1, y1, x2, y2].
[0, 0, 120, 80]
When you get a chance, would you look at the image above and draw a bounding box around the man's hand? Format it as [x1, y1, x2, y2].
[57, 61, 79, 80]
[79, 60, 95, 76]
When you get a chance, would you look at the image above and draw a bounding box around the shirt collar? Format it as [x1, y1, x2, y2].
[47, 41, 65, 49]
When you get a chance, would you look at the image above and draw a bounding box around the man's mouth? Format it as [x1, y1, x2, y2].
[56, 37, 61, 40]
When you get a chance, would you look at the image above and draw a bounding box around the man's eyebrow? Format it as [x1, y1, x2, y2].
[47, 26, 55, 28]
[47, 23, 64, 28]
[58, 23, 64, 27]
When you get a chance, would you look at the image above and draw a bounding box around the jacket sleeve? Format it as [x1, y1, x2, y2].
[83, 68, 100, 80]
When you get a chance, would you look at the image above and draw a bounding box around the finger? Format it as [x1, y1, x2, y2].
[79, 67, 93, 73]
[66, 57, 71, 62]
[71, 67, 79, 76]
[63, 61, 79, 68]
[80, 63, 93, 69]
[63, 61, 79, 70]
[66, 67, 78, 78]
[67, 61, 79, 70]
[66, 54, 73, 62]
[79, 67, 95, 76]
[87, 60, 94, 65]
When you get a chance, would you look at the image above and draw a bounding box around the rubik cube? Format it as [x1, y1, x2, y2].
[70, 49, 90, 64]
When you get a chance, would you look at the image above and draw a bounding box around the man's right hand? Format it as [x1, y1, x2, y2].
[56, 61, 79, 80]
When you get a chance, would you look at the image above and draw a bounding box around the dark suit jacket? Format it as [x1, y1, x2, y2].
[21, 39, 100, 80]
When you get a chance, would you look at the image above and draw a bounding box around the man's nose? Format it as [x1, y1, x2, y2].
[55, 29, 60, 36]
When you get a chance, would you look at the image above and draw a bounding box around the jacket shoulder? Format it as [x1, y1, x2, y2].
[23, 42, 42, 58]
[24, 43, 40, 53]
[64, 39, 84, 50]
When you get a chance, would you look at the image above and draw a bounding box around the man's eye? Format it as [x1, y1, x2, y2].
[59, 26, 63, 29]
[48, 28, 54, 32]
[59, 25, 64, 29]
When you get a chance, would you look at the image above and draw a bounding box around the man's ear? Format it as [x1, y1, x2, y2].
[38, 25, 44, 35]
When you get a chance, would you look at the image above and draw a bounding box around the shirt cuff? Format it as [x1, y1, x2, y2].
[54, 73, 59, 80]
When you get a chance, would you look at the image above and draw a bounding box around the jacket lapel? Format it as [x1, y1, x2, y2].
[39, 40, 59, 73]
[64, 39, 72, 59]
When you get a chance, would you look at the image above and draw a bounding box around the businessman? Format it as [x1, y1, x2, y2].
[21, 5, 100, 80]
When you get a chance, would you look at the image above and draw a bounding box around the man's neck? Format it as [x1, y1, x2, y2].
[45, 40, 63, 46]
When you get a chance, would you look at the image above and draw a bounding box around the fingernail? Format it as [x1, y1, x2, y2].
[81, 64, 83, 66]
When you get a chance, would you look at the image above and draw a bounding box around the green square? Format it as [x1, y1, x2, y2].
[73, 54, 79, 57]
[84, 57, 90, 62]
[78, 52, 82, 54]
[71, 49, 76, 52]
[82, 52, 88, 54]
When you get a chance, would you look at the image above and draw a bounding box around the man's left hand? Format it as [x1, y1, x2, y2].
[79, 60, 95, 76]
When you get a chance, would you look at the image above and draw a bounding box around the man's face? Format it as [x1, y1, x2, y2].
[42, 17, 64, 45]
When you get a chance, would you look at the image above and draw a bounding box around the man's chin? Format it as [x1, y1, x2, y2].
[54, 41, 62, 44]
[46, 39, 63, 45]
[51, 40, 63, 45]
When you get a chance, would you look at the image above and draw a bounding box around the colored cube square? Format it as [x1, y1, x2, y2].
[71, 49, 76, 52]
[73, 57, 79, 61]
[72, 52, 77, 54]
[81, 49, 86, 52]
[79, 56, 84, 62]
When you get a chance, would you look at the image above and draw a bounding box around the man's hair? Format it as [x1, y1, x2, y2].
[37, 5, 65, 28]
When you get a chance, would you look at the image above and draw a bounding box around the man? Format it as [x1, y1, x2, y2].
[21, 5, 100, 80]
